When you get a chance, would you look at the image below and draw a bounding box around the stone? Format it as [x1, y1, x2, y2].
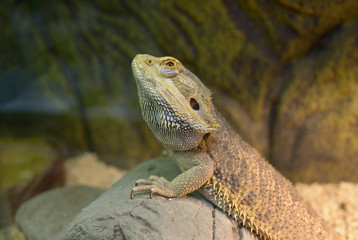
[15, 185, 103, 240]
[63, 157, 259, 240]
[271, 21, 358, 182]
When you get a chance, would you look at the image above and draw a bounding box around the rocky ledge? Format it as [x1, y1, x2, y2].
[15, 157, 259, 240]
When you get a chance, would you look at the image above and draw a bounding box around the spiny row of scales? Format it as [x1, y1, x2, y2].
[204, 176, 283, 240]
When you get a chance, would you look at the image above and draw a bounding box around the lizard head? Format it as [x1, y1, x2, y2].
[132, 54, 219, 151]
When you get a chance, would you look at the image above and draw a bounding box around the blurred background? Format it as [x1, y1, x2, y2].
[1, 0, 358, 223]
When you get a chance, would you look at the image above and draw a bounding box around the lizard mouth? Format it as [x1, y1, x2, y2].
[165, 88, 174, 97]
[131, 56, 149, 86]
[132, 54, 162, 88]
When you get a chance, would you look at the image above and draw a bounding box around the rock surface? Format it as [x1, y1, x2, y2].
[11, 154, 352, 239]
[271, 21, 358, 182]
[15, 185, 104, 240]
[63, 157, 259, 240]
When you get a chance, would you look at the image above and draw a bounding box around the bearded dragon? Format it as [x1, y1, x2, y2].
[130, 54, 338, 240]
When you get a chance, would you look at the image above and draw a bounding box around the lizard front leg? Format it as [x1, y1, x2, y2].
[131, 154, 214, 199]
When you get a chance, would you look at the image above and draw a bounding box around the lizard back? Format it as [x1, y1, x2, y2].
[198, 110, 337, 240]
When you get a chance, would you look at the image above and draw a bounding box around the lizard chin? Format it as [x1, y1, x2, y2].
[141, 98, 214, 151]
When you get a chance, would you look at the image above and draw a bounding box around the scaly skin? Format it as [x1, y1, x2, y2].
[130, 54, 338, 240]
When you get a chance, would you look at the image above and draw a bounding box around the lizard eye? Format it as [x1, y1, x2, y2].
[165, 61, 175, 67]
[160, 59, 180, 78]
[162, 60, 176, 69]
[190, 98, 200, 110]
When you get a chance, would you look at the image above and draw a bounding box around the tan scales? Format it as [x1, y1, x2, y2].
[130, 54, 338, 240]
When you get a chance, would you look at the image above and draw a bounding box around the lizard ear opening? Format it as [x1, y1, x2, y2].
[190, 98, 200, 110]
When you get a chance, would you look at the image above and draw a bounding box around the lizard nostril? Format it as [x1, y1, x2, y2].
[190, 98, 200, 110]
[148, 59, 152, 64]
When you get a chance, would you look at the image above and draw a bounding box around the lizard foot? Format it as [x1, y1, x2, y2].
[130, 175, 173, 199]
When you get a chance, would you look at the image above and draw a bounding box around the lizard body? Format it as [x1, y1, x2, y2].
[131, 54, 338, 240]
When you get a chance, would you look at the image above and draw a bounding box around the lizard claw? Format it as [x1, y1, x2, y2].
[130, 175, 173, 199]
